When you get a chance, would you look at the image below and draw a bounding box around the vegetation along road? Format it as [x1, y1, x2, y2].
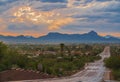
[13, 47, 110, 82]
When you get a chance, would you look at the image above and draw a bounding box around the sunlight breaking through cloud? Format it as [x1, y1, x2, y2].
[48, 18, 74, 30]
[11, 6, 73, 30]
[0, 0, 119, 37]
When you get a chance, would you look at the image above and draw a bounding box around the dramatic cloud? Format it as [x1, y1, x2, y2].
[0, 3, 73, 36]
[11, 6, 73, 30]
[48, 18, 73, 30]
[0, 0, 120, 37]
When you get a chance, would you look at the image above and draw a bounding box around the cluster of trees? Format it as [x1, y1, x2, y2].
[0, 42, 30, 71]
[0, 42, 103, 77]
[104, 46, 120, 81]
[110, 46, 120, 56]
[35, 54, 101, 76]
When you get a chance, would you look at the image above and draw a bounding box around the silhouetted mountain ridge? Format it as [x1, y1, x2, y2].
[0, 31, 120, 44]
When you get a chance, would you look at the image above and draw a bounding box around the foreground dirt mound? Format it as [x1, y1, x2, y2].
[0, 69, 53, 82]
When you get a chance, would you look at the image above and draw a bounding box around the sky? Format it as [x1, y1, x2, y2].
[0, 0, 120, 37]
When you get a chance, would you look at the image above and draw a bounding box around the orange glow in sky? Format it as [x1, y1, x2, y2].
[11, 6, 73, 30]
[0, 0, 119, 38]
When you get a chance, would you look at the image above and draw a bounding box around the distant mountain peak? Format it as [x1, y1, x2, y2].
[16, 35, 34, 38]
[88, 31, 98, 35]
[17, 35, 25, 37]
[104, 35, 113, 38]
[104, 35, 118, 39]
[48, 32, 62, 35]
[0, 31, 120, 44]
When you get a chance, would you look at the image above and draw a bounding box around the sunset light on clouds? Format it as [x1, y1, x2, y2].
[0, 0, 120, 37]
[12, 5, 74, 30]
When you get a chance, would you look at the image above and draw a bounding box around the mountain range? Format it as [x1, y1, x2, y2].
[0, 31, 120, 44]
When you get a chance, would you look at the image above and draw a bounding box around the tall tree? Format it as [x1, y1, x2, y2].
[0, 42, 8, 61]
[60, 43, 64, 56]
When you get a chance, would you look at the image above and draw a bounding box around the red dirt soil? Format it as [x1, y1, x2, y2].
[0, 69, 53, 82]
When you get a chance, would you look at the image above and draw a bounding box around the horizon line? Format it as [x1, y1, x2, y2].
[0, 31, 120, 38]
